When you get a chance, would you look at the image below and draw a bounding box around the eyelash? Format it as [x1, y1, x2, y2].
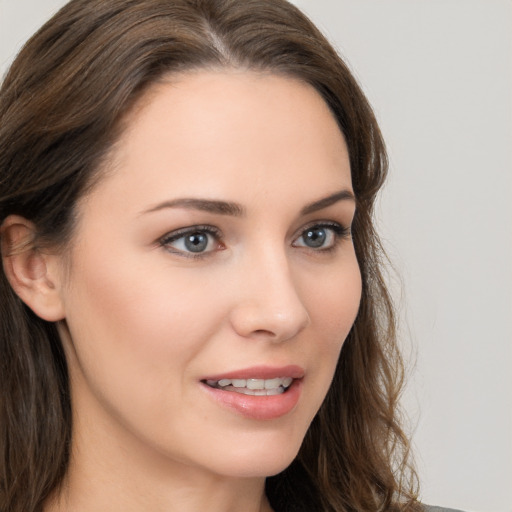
[158, 221, 351, 259]
[292, 222, 352, 254]
[159, 225, 223, 259]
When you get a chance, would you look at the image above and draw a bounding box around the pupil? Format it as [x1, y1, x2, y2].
[185, 232, 208, 252]
[304, 228, 326, 248]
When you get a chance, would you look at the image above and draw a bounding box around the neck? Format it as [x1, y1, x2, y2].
[45, 475, 273, 512]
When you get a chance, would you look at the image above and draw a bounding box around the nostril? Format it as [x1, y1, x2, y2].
[253, 329, 275, 337]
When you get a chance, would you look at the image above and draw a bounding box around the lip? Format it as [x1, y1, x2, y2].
[202, 365, 304, 381]
[200, 365, 304, 420]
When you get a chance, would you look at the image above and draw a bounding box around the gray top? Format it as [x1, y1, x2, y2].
[424, 506, 465, 512]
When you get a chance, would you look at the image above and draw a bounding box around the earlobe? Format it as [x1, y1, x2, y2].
[1, 215, 66, 322]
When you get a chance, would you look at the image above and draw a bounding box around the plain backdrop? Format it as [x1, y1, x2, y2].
[1, 1, 511, 511]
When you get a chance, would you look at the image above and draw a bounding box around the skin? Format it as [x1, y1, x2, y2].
[37, 71, 362, 511]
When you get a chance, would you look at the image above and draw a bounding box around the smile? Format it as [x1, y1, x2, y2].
[200, 365, 304, 419]
[204, 377, 294, 396]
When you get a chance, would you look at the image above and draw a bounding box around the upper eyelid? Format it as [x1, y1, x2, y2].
[299, 219, 343, 229]
[293, 220, 349, 237]
[159, 225, 222, 243]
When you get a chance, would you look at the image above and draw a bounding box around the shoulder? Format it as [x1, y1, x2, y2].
[423, 506, 466, 512]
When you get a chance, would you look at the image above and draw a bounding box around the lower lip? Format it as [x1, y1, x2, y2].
[201, 379, 302, 420]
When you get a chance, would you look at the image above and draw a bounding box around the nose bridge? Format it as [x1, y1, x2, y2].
[229, 241, 310, 341]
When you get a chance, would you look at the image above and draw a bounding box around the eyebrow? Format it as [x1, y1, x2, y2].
[142, 198, 246, 217]
[141, 189, 355, 217]
[300, 189, 355, 215]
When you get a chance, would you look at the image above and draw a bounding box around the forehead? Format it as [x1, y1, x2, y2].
[88, 70, 351, 214]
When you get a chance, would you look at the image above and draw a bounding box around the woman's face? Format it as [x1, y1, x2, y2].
[56, 71, 361, 479]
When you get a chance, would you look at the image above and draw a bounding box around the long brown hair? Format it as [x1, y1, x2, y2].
[0, 1, 419, 510]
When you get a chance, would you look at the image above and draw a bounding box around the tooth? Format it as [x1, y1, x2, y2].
[247, 379, 265, 390]
[264, 378, 282, 390]
[282, 377, 293, 388]
[208, 376, 294, 393]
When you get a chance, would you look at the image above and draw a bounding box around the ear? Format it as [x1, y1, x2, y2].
[1, 215, 66, 321]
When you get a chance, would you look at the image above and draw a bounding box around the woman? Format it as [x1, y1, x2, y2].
[0, 0, 458, 511]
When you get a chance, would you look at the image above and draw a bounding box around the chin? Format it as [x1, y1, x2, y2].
[202, 431, 305, 479]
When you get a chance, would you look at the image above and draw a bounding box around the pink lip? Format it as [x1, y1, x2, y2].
[200, 365, 304, 421]
[202, 365, 304, 381]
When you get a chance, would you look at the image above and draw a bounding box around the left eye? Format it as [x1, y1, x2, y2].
[160, 227, 221, 255]
[292, 224, 346, 250]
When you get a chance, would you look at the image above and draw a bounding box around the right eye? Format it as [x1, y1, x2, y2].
[159, 226, 223, 257]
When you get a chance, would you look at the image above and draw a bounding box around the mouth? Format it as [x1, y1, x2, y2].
[200, 365, 304, 419]
[203, 376, 294, 396]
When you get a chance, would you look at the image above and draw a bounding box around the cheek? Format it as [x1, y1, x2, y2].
[298, 254, 362, 400]
[61, 248, 222, 410]
[67, 247, 214, 343]
[306, 255, 362, 344]
[60, 252, 236, 464]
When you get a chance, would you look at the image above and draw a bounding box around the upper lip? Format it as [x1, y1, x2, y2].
[202, 365, 305, 382]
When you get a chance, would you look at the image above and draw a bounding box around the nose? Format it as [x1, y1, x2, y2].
[228, 249, 310, 342]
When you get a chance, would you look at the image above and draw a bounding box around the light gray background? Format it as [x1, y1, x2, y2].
[1, 1, 511, 511]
